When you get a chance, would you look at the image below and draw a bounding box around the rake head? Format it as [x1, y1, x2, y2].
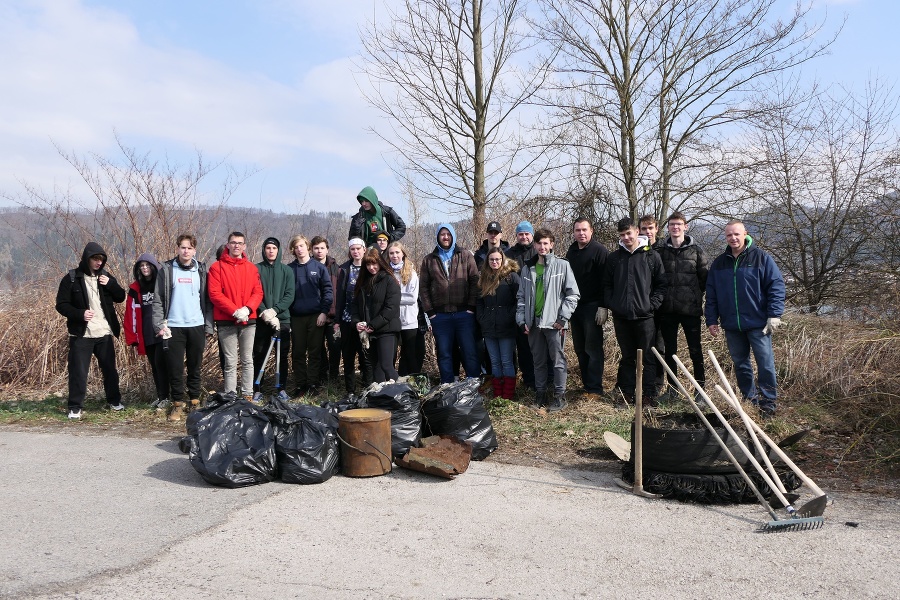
[759, 515, 825, 532]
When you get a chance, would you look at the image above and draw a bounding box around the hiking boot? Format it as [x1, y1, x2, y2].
[149, 398, 167, 409]
[533, 389, 547, 409]
[67, 409, 82, 420]
[306, 385, 323, 397]
[107, 402, 125, 411]
[167, 402, 185, 422]
[547, 393, 568, 413]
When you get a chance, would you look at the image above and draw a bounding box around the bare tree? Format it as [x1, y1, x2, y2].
[7, 134, 252, 276]
[359, 0, 555, 238]
[739, 79, 899, 314]
[537, 0, 834, 222]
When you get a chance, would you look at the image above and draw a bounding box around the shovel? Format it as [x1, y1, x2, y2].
[615, 350, 661, 499]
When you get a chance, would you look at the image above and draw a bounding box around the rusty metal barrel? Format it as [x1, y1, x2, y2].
[337, 408, 392, 477]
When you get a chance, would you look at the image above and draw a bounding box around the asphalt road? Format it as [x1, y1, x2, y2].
[0, 430, 897, 599]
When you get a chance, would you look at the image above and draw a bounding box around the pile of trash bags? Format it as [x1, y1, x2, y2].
[182, 392, 338, 488]
[182, 378, 498, 488]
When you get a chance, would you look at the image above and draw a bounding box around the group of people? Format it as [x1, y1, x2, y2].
[55, 186, 786, 422]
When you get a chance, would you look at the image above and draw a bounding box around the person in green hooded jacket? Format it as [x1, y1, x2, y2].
[253, 237, 295, 400]
[348, 186, 407, 247]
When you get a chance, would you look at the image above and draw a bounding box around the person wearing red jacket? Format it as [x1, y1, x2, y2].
[208, 232, 264, 399]
[124, 253, 169, 409]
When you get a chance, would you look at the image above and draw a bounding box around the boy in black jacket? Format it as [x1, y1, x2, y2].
[602, 219, 667, 405]
[55, 242, 127, 419]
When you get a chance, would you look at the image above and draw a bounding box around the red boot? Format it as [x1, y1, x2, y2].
[502, 376, 517, 401]
[491, 376, 503, 399]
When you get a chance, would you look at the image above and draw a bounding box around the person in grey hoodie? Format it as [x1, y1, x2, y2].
[516, 229, 580, 411]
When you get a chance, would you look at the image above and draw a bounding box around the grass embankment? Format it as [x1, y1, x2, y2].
[0, 299, 897, 494]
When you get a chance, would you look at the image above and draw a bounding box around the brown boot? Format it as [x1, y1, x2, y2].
[189, 398, 200, 411]
[168, 401, 185, 422]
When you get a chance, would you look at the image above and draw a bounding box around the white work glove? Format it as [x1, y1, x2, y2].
[359, 329, 370, 350]
[762, 317, 782, 335]
[233, 306, 251, 322]
[595, 307, 609, 327]
[333, 324, 342, 340]
[259, 308, 277, 322]
[159, 319, 172, 340]
[266, 314, 281, 330]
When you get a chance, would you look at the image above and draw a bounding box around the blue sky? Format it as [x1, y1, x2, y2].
[0, 0, 896, 218]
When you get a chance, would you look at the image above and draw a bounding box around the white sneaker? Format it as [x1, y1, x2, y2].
[67, 409, 82, 420]
[251, 392, 263, 404]
[107, 402, 125, 411]
[277, 390, 291, 401]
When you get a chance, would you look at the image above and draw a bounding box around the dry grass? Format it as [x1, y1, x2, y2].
[1, 287, 896, 490]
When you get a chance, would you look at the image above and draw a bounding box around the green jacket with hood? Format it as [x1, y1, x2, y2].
[348, 186, 407, 246]
[256, 238, 295, 325]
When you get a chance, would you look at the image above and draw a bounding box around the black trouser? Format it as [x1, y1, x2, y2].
[570, 303, 605, 394]
[144, 343, 170, 401]
[166, 325, 206, 403]
[514, 328, 535, 388]
[253, 321, 291, 392]
[397, 328, 425, 376]
[659, 313, 705, 389]
[371, 333, 399, 382]
[319, 322, 342, 382]
[612, 317, 657, 398]
[67, 335, 121, 411]
[340, 322, 372, 393]
[652, 316, 666, 391]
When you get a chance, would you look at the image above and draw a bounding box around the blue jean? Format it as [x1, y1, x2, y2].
[431, 311, 479, 383]
[724, 328, 777, 410]
[484, 337, 516, 378]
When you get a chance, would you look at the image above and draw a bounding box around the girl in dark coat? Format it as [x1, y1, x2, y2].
[124, 253, 169, 408]
[352, 248, 402, 383]
[476, 248, 520, 400]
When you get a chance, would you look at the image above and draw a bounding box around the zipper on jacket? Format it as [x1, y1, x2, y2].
[732, 254, 743, 331]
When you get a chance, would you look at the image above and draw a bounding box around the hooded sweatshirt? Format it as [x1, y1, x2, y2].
[348, 186, 407, 245]
[255, 238, 295, 325]
[125, 252, 161, 353]
[419, 223, 479, 316]
[55, 242, 126, 338]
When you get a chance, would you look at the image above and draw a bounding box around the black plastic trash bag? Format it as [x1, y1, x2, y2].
[421, 379, 498, 460]
[184, 392, 277, 488]
[320, 395, 361, 419]
[362, 382, 422, 459]
[263, 397, 340, 484]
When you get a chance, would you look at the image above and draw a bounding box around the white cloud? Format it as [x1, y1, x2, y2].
[0, 0, 394, 215]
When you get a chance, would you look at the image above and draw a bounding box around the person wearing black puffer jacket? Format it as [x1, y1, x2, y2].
[476, 247, 520, 400]
[656, 211, 709, 396]
[351, 248, 402, 383]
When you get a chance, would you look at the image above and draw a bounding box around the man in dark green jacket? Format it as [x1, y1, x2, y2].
[253, 237, 295, 400]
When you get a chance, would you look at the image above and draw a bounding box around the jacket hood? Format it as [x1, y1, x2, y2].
[259, 237, 284, 265]
[357, 186, 381, 213]
[722, 234, 754, 255]
[219, 247, 249, 265]
[80, 242, 107, 275]
[435, 223, 456, 248]
[618, 236, 651, 254]
[132, 252, 161, 281]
